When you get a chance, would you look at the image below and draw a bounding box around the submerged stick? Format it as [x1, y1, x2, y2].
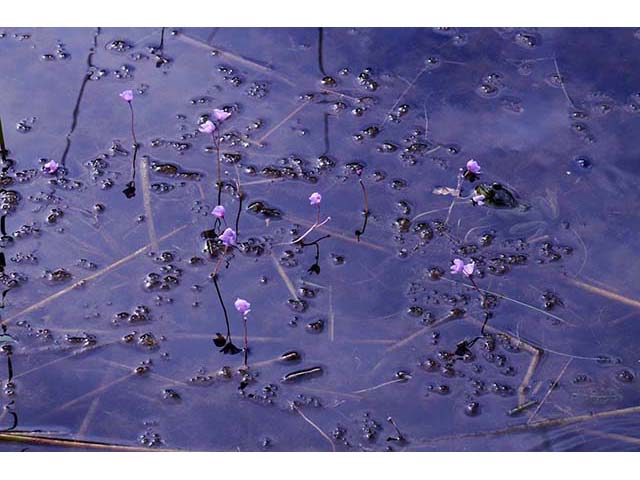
[140, 157, 159, 251]
[568, 278, 640, 309]
[410, 405, 640, 448]
[271, 253, 299, 301]
[0, 432, 175, 451]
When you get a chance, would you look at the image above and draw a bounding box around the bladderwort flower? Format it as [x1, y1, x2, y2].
[212, 205, 226, 219]
[119, 89, 134, 102]
[234, 297, 251, 367]
[291, 192, 331, 244]
[234, 298, 251, 316]
[471, 193, 485, 206]
[43, 159, 59, 174]
[466, 159, 481, 174]
[199, 120, 216, 134]
[309, 192, 322, 205]
[213, 108, 232, 122]
[200, 108, 231, 206]
[451, 258, 475, 277]
[120, 89, 138, 198]
[219, 227, 237, 247]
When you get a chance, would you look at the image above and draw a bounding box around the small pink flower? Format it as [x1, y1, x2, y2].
[450, 258, 465, 275]
[212, 205, 225, 218]
[471, 194, 485, 206]
[463, 261, 475, 277]
[219, 227, 236, 247]
[213, 109, 231, 122]
[119, 90, 134, 102]
[234, 298, 251, 316]
[466, 159, 481, 174]
[43, 159, 59, 174]
[451, 258, 475, 277]
[309, 192, 322, 206]
[199, 120, 216, 134]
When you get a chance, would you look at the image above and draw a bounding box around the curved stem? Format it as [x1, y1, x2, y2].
[212, 275, 232, 340]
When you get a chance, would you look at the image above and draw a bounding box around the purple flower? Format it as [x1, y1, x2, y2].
[213, 109, 231, 122]
[451, 258, 475, 277]
[466, 159, 481, 174]
[199, 120, 216, 134]
[43, 159, 59, 174]
[450, 258, 465, 275]
[471, 194, 485, 206]
[212, 205, 225, 218]
[309, 192, 322, 206]
[463, 261, 475, 277]
[234, 298, 251, 316]
[219, 227, 236, 247]
[119, 90, 134, 102]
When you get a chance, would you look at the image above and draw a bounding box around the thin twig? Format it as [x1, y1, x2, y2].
[440, 277, 575, 326]
[291, 404, 335, 452]
[257, 102, 310, 145]
[553, 55, 577, 109]
[0, 432, 176, 451]
[527, 358, 573, 424]
[175, 32, 295, 87]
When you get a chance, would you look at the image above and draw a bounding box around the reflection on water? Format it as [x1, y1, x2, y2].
[0, 27, 639, 451]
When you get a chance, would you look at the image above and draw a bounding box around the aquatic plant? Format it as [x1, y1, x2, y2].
[450, 258, 475, 277]
[212, 205, 226, 220]
[219, 227, 236, 247]
[234, 297, 251, 367]
[199, 108, 232, 205]
[119, 89, 139, 198]
[354, 167, 370, 241]
[43, 159, 59, 175]
[291, 192, 331, 244]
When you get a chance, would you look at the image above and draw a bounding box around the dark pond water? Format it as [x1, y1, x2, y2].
[0, 27, 639, 451]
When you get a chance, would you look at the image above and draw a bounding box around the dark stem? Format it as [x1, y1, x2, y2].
[0, 117, 8, 163]
[159, 27, 166, 51]
[322, 113, 330, 155]
[235, 192, 243, 236]
[212, 275, 232, 340]
[355, 177, 370, 241]
[60, 28, 99, 168]
[128, 102, 137, 146]
[123, 101, 138, 197]
[317, 27, 327, 77]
